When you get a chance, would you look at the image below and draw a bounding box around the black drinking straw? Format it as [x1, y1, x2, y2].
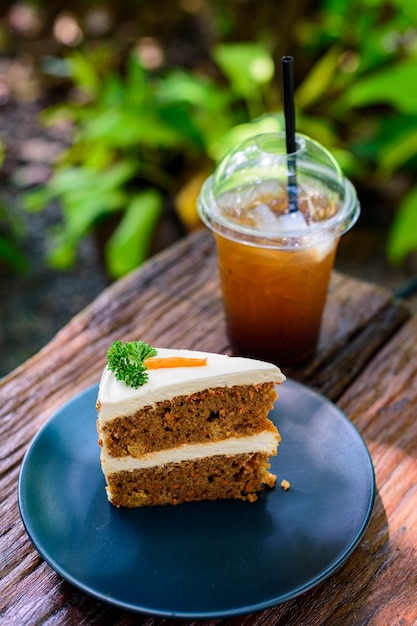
[281, 55, 299, 213]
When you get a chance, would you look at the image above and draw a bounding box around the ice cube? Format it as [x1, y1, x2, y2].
[252, 204, 286, 232]
[252, 204, 309, 233]
[254, 179, 282, 200]
[274, 210, 309, 232]
[217, 180, 283, 211]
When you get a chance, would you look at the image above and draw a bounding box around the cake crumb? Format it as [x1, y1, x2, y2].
[280, 479, 291, 491]
[264, 472, 277, 488]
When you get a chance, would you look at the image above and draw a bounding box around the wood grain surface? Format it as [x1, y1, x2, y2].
[1, 229, 416, 626]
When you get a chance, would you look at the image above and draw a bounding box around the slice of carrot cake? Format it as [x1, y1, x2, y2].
[96, 341, 285, 507]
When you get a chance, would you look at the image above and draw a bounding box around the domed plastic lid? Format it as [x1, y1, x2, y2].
[198, 132, 360, 249]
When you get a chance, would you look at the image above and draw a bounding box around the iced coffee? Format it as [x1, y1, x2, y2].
[198, 132, 360, 365]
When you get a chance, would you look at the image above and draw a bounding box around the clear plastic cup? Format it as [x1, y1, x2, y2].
[198, 132, 360, 365]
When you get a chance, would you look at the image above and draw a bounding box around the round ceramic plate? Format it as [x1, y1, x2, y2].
[18, 379, 375, 619]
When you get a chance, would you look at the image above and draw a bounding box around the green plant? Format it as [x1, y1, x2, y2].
[291, 0, 417, 264]
[0, 141, 27, 274]
[0, 201, 28, 274]
[24, 50, 183, 278]
[340, 55, 417, 263]
[24, 41, 278, 278]
[23, 0, 417, 278]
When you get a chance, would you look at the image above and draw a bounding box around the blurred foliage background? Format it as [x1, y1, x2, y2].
[1, 0, 417, 280]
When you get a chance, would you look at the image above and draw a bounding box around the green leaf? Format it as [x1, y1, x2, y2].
[379, 127, 417, 175]
[209, 114, 283, 162]
[45, 188, 126, 271]
[105, 189, 163, 278]
[157, 71, 235, 150]
[0, 234, 28, 273]
[47, 166, 100, 195]
[62, 188, 126, 233]
[82, 108, 184, 149]
[158, 70, 230, 111]
[36, 162, 136, 270]
[296, 113, 339, 150]
[23, 186, 56, 212]
[213, 42, 274, 100]
[66, 52, 100, 98]
[39, 103, 77, 127]
[80, 109, 137, 144]
[392, 0, 417, 21]
[295, 46, 341, 110]
[158, 104, 205, 149]
[125, 55, 153, 108]
[101, 72, 125, 107]
[343, 60, 417, 113]
[46, 234, 77, 270]
[50, 162, 135, 196]
[107, 340, 157, 388]
[58, 137, 115, 170]
[387, 185, 417, 263]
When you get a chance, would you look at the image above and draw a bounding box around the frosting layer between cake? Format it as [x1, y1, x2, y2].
[101, 430, 279, 473]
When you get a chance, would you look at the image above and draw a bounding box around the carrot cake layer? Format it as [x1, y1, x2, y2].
[96, 344, 285, 507]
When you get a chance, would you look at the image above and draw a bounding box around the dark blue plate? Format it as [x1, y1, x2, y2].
[18, 379, 375, 619]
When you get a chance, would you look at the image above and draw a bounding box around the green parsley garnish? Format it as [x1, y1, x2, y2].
[107, 340, 157, 388]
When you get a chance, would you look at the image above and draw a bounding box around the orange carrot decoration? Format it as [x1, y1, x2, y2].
[144, 357, 207, 369]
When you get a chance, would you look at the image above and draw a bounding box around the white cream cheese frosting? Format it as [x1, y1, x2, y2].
[101, 431, 279, 475]
[97, 347, 285, 425]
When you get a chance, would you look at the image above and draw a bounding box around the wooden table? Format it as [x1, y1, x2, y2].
[1, 229, 416, 626]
